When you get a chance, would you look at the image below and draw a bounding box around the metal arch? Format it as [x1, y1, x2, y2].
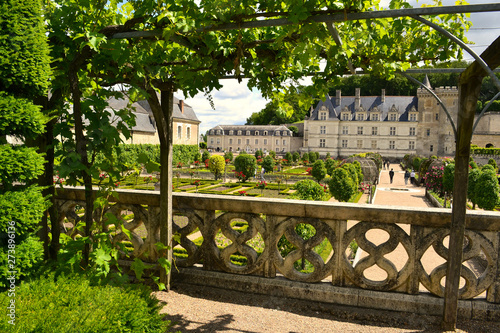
[473, 91, 500, 134]
[411, 15, 500, 93]
[400, 72, 458, 140]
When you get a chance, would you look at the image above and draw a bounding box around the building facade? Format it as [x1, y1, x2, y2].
[207, 82, 500, 159]
[112, 96, 200, 146]
[207, 125, 295, 153]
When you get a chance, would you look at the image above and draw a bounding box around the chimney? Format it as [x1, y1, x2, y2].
[180, 100, 184, 113]
[381, 89, 385, 103]
[336, 90, 341, 105]
[355, 88, 360, 110]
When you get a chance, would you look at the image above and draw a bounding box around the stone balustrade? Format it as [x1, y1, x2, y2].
[54, 188, 500, 320]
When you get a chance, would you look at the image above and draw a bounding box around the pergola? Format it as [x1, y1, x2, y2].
[67, 3, 500, 330]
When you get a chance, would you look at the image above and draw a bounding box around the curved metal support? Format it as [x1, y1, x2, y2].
[401, 72, 457, 140]
[411, 15, 500, 93]
[472, 91, 500, 134]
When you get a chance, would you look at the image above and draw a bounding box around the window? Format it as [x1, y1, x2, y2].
[342, 126, 348, 135]
[210, 138, 214, 144]
[246, 139, 250, 144]
[320, 112, 327, 120]
[187, 127, 191, 139]
[409, 127, 416, 136]
[389, 140, 395, 149]
[255, 131, 259, 136]
[390, 113, 397, 121]
[435, 113, 439, 121]
[216, 130, 221, 135]
[320, 126, 326, 134]
[229, 130, 234, 135]
[409, 141, 415, 150]
[371, 140, 377, 149]
[342, 113, 350, 121]
[320, 139, 326, 148]
[177, 125, 182, 139]
[276, 139, 279, 145]
[357, 127, 363, 135]
[372, 127, 378, 135]
[264, 139, 267, 145]
[210, 130, 214, 135]
[430, 145, 434, 152]
[341, 140, 348, 148]
[275, 131, 280, 136]
[409, 113, 417, 122]
[238, 130, 242, 135]
[372, 114, 379, 121]
[283, 131, 287, 136]
[238, 139, 241, 144]
[356, 114, 364, 121]
[246, 130, 250, 135]
[283, 139, 286, 145]
[390, 127, 396, 136]
[264, 131, 268, 136]
[229, 147, 232, 151]
[216, 138, 220, 144]
[426, 129, 430, 136]
[229, 139, 233, 144]
[357, 140, 363, 149]
[255, 139, 258, 144]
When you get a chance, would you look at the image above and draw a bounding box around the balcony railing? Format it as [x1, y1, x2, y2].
[54, 188, 500, 320]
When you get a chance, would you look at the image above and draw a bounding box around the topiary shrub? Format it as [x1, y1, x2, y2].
[329, 168, 357, 202]
[311, 160, 327, 183]
[234, 154, 257, 182]
[292, 179, 329, 201]
[208, 155, 225, 180]
[475, 169, 500, 210]
[261, 155, 275, 173]
[0, 274, 170, 332]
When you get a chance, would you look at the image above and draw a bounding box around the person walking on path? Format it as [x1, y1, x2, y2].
[404, 169, 410, 185]
[410, 170, 415, 185]
[389, 168, 395, 184]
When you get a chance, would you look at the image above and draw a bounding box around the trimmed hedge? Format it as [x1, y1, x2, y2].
[0, 274, 170, 332]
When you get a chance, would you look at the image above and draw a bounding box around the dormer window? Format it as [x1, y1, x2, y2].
[229, 130, 234, 135]
[264, 131, 268, 136]
[389, 113, 398, 121]
[216, 130, 221, 135]
[356, 113, 365, 121]
[371, 114, 379, 121]
[246, 130, 250, 135]
[238, 130, 242, 135]
[282, 131, 287, 136]
[210, 130, 214, 135]
[341, 113, 350, 121]
[255, 131, 259, 136]
[320, 111, 327, 120]
[275, 131, 280, 136]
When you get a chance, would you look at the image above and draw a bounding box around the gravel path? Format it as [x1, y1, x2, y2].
[155, 283, 497, 333]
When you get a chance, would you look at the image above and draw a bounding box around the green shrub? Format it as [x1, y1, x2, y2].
[309, 151, 317, 163]
[311, 160, 326, 183]
[202, 150, 210, 163]
[325, 158, 338, 176]
[208, 155, 225, 180]
[475, 169, 500, 210]
[329, 168, 357, 202]
[0, 274, 170, 332]
[292, 152, 300, 162]
[292, 179, 329, 201]
[261, 155, 275, 173]
[224, 151, 233, 163]
[0, 235, 43, 288]
[234, 154, 257, 182]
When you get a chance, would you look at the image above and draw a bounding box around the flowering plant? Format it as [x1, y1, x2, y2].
[143, 175, 154, 183]
[306, 167, 312, 175]
[177, 162, 183, 168]
[99, 172, 107, 180]
[238, 190, 247, 196]
[234, 170, 246, 182]
[204, 159, 210, 169]
[423, 165, 444, 194]
[257, 180, 267, 189]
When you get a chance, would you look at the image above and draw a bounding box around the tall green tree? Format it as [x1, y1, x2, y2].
[0, 0, 51, 285]
[475, 169, 499, 210]
[329, 168, 357, 202]
[209, 155, 225, 180]
[234, 154, 257, 182]
[311, 160, 327, 183]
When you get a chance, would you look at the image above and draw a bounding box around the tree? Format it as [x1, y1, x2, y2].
[284, 152, 293, 163]
[475, 169, 499, 210]
[209, 155, 225, 180]
[224, 151, 234, 163]
[309, 151, 318, 164]
[325, 158, 338, 177]
[288, 126, 298, 135]
[202, 151, 211, 164]
[0, 0, 51, 283]
[255, 149, 264, 160]
[302, 152, 310, 164]
[467, 168, 481, 209]
[311, 160, 327, 183]
[261, 155, 275, 173]
[443, 163, 455, 195]
[269, 150, 276, 159]
[292, 179, 329, 201]
[234, 154, 257, 182]
[292, 152, 300, 163]
[329, 168, 357, 202]
[487, 158, 498, 172]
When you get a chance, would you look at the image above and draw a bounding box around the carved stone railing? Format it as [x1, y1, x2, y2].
[54, 188, 500, 318]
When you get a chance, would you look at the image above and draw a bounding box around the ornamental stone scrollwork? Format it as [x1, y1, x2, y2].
[342, 222, 412, 291]
[417, 229, 497, 299]
[211, 212, 268, 275]
[273, 217, 337, 283]
[172, 208, 204, 267]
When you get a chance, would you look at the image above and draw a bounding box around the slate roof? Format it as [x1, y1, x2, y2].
[105, 95, 200, 133]
[311, 94, 417, 122]
[208, 124, 292, 136]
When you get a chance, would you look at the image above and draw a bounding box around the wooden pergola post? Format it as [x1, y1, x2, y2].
[442, 36, 500, 330]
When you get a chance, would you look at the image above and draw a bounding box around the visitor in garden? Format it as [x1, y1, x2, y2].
[404, 169, 410, 185]
[261, 167, 265, 181]
[410, 170, 415, 185]
[389, 168, 395, 184]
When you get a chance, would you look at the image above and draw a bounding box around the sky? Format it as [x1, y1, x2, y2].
[177, 1, 500, 135]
